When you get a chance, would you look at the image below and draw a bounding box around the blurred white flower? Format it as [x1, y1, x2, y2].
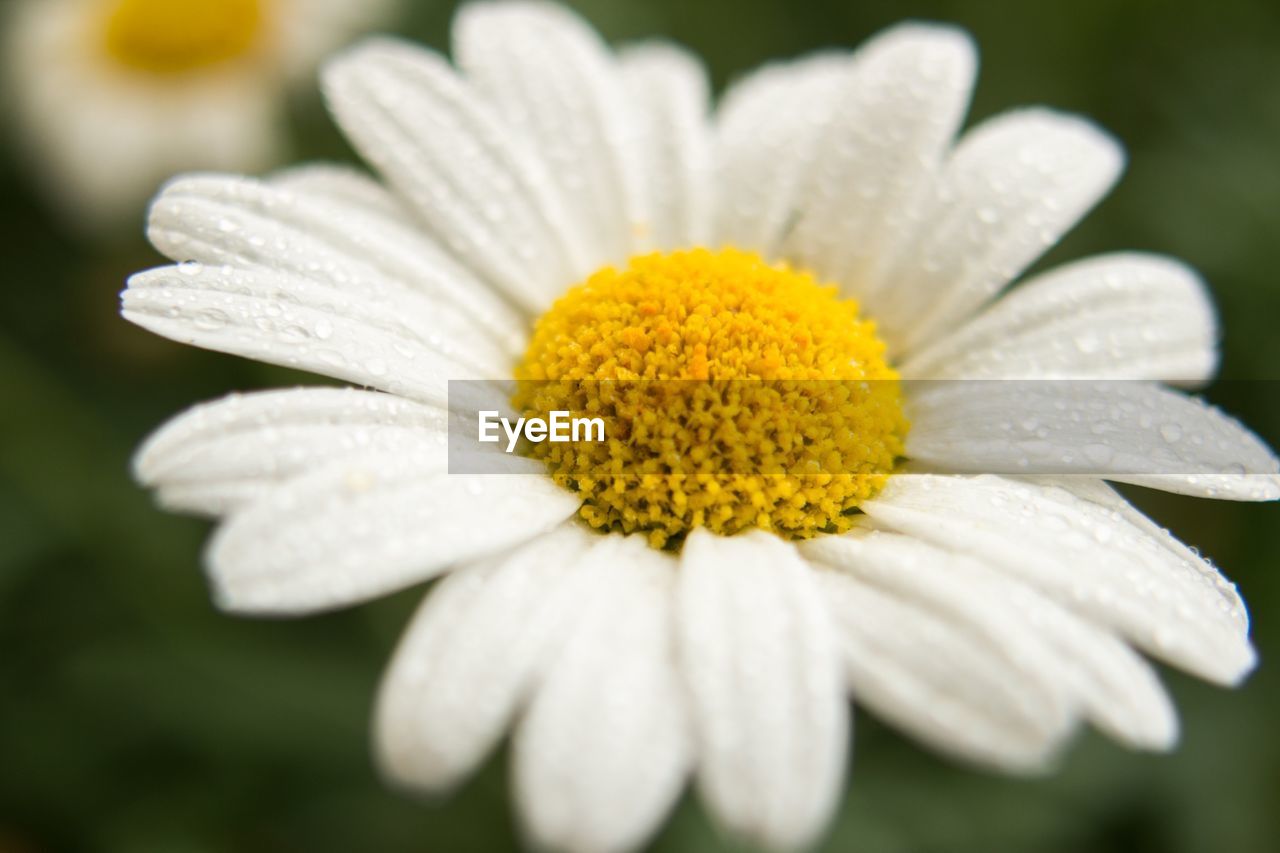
[5, 0, 398, 230]
[122, 2, 1279, 851]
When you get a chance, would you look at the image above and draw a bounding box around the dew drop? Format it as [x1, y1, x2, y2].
[1083, 443, 1114, 466]
[192, 308, 230, 331]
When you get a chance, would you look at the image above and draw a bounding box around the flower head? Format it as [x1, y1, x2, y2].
[124, 3, 1279, 851]
[5, 0, 397, 230]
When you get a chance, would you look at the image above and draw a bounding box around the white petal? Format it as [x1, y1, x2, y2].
[804, 531, 1177, 755]
[134, 387, 447, 516]
[148, 173, 524, 365]
[678, 530, 847, 850]
[122, 263, 486, 408]
[808, 555, 1074, 770]
[206, 451, 580, 614]
[264, 166, 529, 355]
[454, 1, 646, 272]
[153, 481, 264, 516]
[781, 25, 977, 291]
[989, 584, 1178, 750]
[322, 38, 579, 311]
[905, 379, 1280, 500]
[861, 475, 1256, 684]
[268, 162, 406, 218]
[375, 523, 596, 792]
[901, 253, 1219, 385]
[714, 51, 850, 254]
[1047, 477, 1249, 631]
[872, 109, 1125, 355]
[619, 41, 714, 250]
[515, 536, 689, 853]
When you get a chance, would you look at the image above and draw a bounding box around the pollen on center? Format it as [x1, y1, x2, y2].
[515, 248, 909, 548]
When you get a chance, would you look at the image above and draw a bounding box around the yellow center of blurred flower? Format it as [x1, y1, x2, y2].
[102, 0, 263, 74]
[515, 248, 909, 548]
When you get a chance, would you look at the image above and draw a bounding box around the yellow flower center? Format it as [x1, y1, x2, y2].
[515, 248, 908, 548]
[101, 0, 264, 74]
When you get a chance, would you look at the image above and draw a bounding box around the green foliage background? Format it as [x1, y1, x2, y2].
[2, 0, 1279, 850]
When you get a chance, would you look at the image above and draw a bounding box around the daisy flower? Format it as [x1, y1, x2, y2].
[5, 0, 397, 230]
[122, 2, 1279, 851]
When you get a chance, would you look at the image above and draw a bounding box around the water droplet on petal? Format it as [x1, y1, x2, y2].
[1083, 443, 1114, 466]
[193, 308, 230, 331]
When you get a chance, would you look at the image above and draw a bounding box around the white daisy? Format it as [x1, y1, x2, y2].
[122, 2, 1279, 851]
[5, 0, 397, 230]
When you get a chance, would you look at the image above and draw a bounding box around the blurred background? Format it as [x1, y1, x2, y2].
[2, 0, 1279, 851]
